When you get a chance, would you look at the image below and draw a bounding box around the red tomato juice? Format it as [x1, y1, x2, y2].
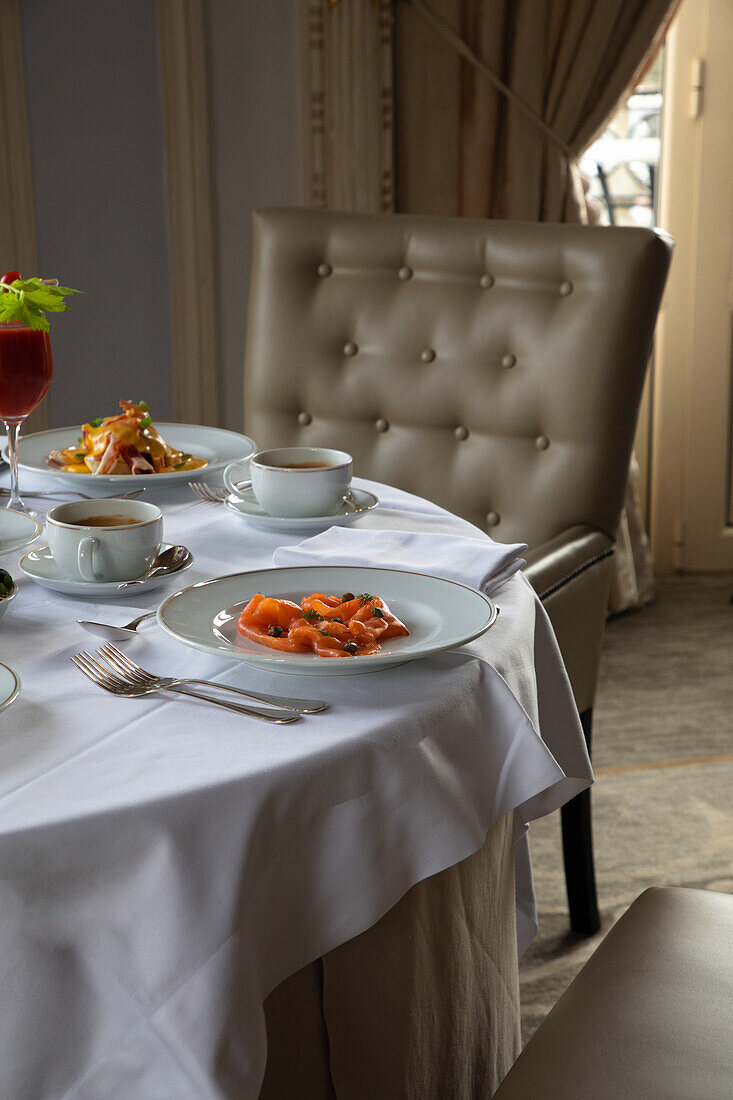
[0, 324, 53, 420]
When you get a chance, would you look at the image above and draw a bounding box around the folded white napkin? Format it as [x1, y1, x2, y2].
[273, 526, 527, 596]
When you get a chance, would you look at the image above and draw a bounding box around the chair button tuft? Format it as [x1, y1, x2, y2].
[486, 510, 500, 527]
[398, 265, 413, 281]
[479, 273, 494, 289]
[454, 425, 469, 441]
[375, 417, 389, 432]
[535, 434, 550, 451]
[298, 411, 312, 426]
[317, 262, 332, 278]
[501, 353, 516, 369]
[559, 280, 573, 296]
[420, 347, 436, 363]
[343, 341, 358, 357]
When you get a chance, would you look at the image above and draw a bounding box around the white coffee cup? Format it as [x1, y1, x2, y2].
[223, 447, 353, 518]
[46, 499, 163, 582]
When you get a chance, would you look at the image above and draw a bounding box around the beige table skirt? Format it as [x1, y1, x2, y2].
[259, 813, 520, 1099]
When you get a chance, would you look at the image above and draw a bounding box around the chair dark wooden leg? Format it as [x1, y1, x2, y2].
[561, 707, 600, 935]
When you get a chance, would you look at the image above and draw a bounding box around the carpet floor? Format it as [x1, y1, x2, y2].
[520, 573, 733, 1043]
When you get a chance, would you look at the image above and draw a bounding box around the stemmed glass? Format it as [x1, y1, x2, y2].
[0, 319, 54, 514]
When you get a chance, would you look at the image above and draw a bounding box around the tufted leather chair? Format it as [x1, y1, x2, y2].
[244, 208, 673, 934]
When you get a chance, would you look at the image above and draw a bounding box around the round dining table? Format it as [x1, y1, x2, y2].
[0, 467, 592, 1099]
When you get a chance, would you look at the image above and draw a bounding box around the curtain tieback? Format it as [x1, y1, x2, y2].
[404, 0, 578, 162]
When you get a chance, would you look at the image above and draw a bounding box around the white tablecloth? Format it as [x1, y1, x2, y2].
[0, 471, 592, 1099]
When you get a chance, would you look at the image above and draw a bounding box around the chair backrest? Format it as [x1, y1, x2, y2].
[244, 208, 672, 547]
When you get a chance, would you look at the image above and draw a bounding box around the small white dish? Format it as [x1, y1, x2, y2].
[158, 565, 498, 676]
[7, 424, 256, 492]
[0, 508, 41, 555]
[224, 486, 379, 533]
[0, 580, 17, 622]
[0, 662, 20, 712]
[19, 542, 193, 599]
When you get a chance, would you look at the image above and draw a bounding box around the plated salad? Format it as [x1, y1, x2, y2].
[46, 401, 207, 475]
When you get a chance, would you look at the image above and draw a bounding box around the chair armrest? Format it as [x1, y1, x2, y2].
[524, 526, 614, 601]
[524, 526, 615, 715]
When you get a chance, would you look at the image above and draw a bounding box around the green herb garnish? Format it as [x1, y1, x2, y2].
[89, 417, 103, 428]
[358, 593, 373, 605]
[74, 453, 86, 462]
[173, 462, 186, 469]
[139, 416, 152, 430]
[303, 608, 323, 622]
[0, 278, 80, 331]
[138, 400, 149, 411]
[319, 629, 333, 638]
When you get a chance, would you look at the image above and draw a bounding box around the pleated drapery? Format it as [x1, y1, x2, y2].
[395, 0, 678, 610]
[302, 0, 395, 213]
[396, 0, 675, 222]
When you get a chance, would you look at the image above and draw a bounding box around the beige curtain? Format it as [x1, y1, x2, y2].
[395, 0, 677, 610]
[302, 0, 395, 213]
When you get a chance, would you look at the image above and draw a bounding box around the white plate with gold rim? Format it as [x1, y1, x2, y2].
[6, 424, 256, 492]
[0, 662, 20, 712]
[0, 508, 41, 555]
[158, 565, 498, 676]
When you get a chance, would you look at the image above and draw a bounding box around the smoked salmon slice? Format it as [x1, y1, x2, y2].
[237, 590, 409, 657]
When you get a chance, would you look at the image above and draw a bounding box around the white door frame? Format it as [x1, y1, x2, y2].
[651, 0, 733, 571]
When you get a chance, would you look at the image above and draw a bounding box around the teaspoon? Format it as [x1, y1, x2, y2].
[117, 545, 192, 590]
[77, 610, 155, 643]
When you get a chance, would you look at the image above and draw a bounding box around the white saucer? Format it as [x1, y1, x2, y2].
[224, 486, 379, 533]
[0, 508, 41, 555]
[19, 542, 193, 599]
[0, 662, 20, 712]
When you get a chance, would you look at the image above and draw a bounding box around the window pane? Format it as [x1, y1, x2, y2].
[580, 51, 664, 227]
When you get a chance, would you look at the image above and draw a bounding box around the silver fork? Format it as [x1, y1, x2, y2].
[188, 482, 228, 504]
[70, 651, 300, 723]
[97, 643, 328, 713]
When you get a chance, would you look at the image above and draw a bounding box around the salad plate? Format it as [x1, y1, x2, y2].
[0, 508, 41, 554]
[19, 542, 193, 598]
[7, 424, 256, 491]
[158, 565, 498, 677]
[0, 662, 20, 712]
[224, 486, 379, 533]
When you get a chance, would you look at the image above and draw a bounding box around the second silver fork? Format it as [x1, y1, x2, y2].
[71, 651, 300, 723]
[188, 482, 228, 504]
[97, 643, 329, 714]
